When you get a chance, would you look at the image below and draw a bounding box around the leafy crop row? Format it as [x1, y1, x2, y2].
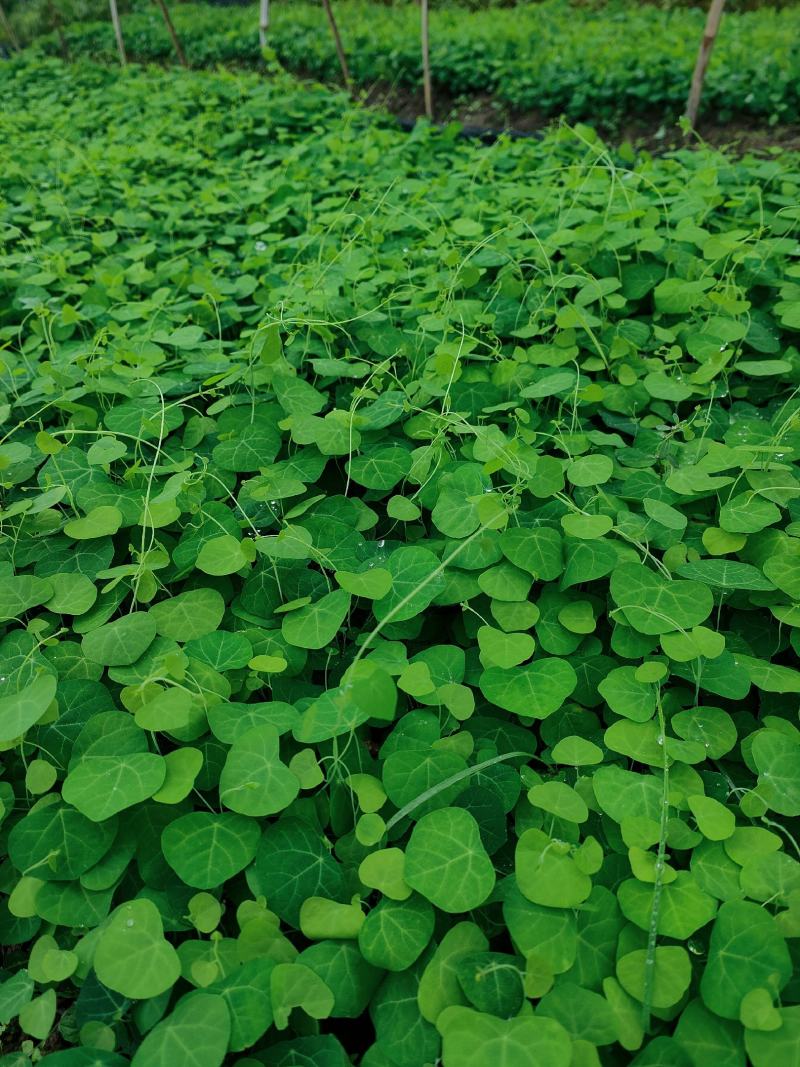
[1, 53, 800, 1067]
[28, 0, 800, 125]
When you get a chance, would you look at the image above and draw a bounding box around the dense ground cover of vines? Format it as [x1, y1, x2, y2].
[26, 0, 800, 125]
[1, 55, 800, 1067]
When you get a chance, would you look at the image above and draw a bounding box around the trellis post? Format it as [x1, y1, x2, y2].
[0, 1, 20, 51]
[321, 0, 350, 89]
[152, 0, 187, 67]
[685, 0, 726, 129]
[259, 0, 269, 48]
[109, 0, 127, 65]
[421, 0, 432, 119]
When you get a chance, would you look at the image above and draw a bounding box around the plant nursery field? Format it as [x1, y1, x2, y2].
[0, 51, 799, 1067]
[27, 0, 800, 127]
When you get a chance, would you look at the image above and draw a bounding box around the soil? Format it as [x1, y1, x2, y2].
[361, 81, 800, 154]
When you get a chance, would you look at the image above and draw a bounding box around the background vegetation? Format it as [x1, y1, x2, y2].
[0, 46, 799, 1066]
[4, 0, 800, 125]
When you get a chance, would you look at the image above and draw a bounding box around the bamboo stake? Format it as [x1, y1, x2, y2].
[420, 0, 432, 119]
[152, 0, 187, 67]
[46, 0, 69, 59]
[685, 0, 726, 129]
[320, 0, 350, 89]
[109, 0, 127, 65]
[259, 0, 269, 48]
[0, 1, 20, 51]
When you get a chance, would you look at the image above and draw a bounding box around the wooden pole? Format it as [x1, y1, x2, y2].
[0, 1, 20, 51]
[685, 0, 726, 129]
[152, 0, 187, 67]
[320, 0, 350, 89]
[109, 0, 127, 65]
[420, 0, 432, 119]
[46, 0, 69, 59]
[259, 0, 269, 48]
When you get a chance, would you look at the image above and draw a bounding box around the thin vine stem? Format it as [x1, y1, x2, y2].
[384, 750, 530, 834]
[642, 685, 670, 1030]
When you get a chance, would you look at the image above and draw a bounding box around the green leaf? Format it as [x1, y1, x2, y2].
[617, 946, 691, 1008]
[673, 998, 745, 1066]
[0, 970, 33, 1024]
[212, 419, 281, 472]
[373, 547, 446, 623]
[282, 589, 351, 649]
[206, 959, 274, 1051]
[740, 987, 784, 1031]
[8, 803, 115, 881]
[185, 630, 253, 670]
[270, 963, 334, 1030]
[299, 897, 365, 940]
[751, 731, 800, 815]
[255, 818, 346, 927]
[701, 901, 792, 1019]
[0, 674, 56, 743]
[358, 894, 435, 971]
[618, 873, 717, 939]
[538, 981, 619, 1045]
[64, 506, 122, 540]
[477, 625, 535, 669]
[63, 752, 166, 821]
[550, 736, 604, 766]
[299, 941, 383, 1020]
[94, 899, 180, 999]
[762, 554, 800, 599]
[162, 812, 260, 889]
[19, 988, 56, 1040]
[455, 951, 524, 1018]
[718, 493, 781, 534]
[219, 724, 299, 816]
[418, 922, 488, 1023]
[676, 559, 774, 591]
[479, 658, 576, 718]
[516, 828, 592, 908]
[654, 277, 709, 314]
[671, 705, 737, 758]
[149, 588, 226, 641]
[746, 1007, 800, 1067]
[131, 993, 230, 1067]
[358, 848, 411, 901]
[740, 656, 800, 695]
[567, 454, 614, 486]
[134, 687, 194, 732]
[687, 795, 736, 841]
[404, 808, 495, 913]
[43, 572, 97, 616]
[610, 564, 714, 635]
[335, 568, 392, 599]
[499, 527, 563, 580]
[598, 666, 655, 722]
[81, 612, 157, 666]
[347, 447, 411, 492]
[643, 497, 687, 531]
[528, 781, 588, 823]
[437, 1006, 572, 1067]
[195, 535, 251, 576]
[0, 575, 53, 621]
